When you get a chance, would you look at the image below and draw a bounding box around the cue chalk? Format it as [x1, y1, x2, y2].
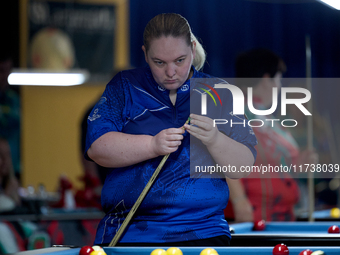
[108, 117, 190, 247]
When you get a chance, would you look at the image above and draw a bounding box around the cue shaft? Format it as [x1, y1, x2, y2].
[109, 117, 190, 247]
[109, 153, 170, 247]
[305, 35, 314, 222]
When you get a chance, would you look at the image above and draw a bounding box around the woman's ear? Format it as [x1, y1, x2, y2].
[142, 45, 148, 63]
[191, 41, 196, 60]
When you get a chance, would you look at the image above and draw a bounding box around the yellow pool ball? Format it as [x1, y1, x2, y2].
[200, 248, 219, 255]
[166, 247, 183, 255]
[150, 249, 168, 255]
[330, 208, 340, 218]
[90, 250, 107, 255]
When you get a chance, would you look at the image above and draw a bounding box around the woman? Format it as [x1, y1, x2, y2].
[85, 13, 257, 246]
[224, 48, 317, 222]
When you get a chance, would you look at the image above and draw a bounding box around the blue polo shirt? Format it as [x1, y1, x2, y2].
[85, 66, 257, 244]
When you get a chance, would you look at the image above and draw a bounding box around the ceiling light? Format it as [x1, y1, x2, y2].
[317, 0, 340, 10]
[8, 69, 90, 86]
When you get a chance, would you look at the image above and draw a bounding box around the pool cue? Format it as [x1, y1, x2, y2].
[109, 117, 190, 247]
[305, 35, 314, 222]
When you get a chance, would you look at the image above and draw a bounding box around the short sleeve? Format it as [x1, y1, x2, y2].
[224, 112, 258, 162]
[190, 75, 258, 162]
[85, 72, 127, 155]
[216, 88, 258, 161]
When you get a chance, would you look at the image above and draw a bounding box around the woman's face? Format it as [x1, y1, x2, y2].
[260, 71, 282, 107]
[143, 36, 195, 91]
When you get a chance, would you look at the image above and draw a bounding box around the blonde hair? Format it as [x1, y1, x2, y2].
[143, 13, 206, 71]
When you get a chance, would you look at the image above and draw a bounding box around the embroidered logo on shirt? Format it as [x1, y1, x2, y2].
[111, 200, 127, 232]
[98, 97, 107, 104]
[158, 86, 166, 91]
[181, 84, 189, 91]
[88, 108, 101, 121]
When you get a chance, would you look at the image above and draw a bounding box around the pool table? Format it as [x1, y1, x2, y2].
[230, 221, 340, 246]
[11, 246, 340, 255]
[297, 209, 340, 221]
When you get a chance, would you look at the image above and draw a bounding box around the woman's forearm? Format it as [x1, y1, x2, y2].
[207, 131, 255, 179]
[87, 132, 158, 168]
[87, 127, 185, 168]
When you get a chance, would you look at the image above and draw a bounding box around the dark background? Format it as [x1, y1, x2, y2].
[128, 0, 340, 78]
[2, 0, 340, 115]
[3, 0, 340, 77]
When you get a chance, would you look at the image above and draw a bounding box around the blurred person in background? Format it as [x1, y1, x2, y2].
[224, 48, 318, 222]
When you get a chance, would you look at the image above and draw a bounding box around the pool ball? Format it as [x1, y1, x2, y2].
[166, 247, 183, 255]
[79, 246, 94, 255]
[200, 248, 219, 255]
[89, 250, 107, 255]
[299, 249, 313, 255]
[253, 219, 266, 231]
[311, 251, 325, 255]
[273, 243, 289, 255]
[330, 208, 340, 218]
[150, 249, 167, 255]
[327, 225, 340, 233]
[92, 246, 104, 251]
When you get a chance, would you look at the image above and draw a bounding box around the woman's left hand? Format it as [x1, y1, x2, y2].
[183, 114, 218, 147]
[184, 114, 254, 179]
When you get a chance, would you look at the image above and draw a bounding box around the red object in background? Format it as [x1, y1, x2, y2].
[298, 249, 313, 255]
[50, 176, 74, 208]
[59, 176, 73, 191]
[328, 225, 340, 233]
[3, 221, 26, 252]
[46, 221, 64, 245]
[81, 172, 101, 189]
[81, 220, 100, 245]
[253, 219, 266, 231]
[75, 173, 102, 209]
[273, 243, 289, 255]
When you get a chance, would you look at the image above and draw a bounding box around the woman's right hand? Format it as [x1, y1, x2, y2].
[151, 128, 185, 155]
[88, 128, 185, 168]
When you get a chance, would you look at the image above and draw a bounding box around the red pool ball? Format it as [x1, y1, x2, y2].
[327, 225, 340, 233]
[273, 243, 289, 255]
[79, 246, 94, 255]
[253, 219, 266, 231]
[299, 249, 313, 255]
